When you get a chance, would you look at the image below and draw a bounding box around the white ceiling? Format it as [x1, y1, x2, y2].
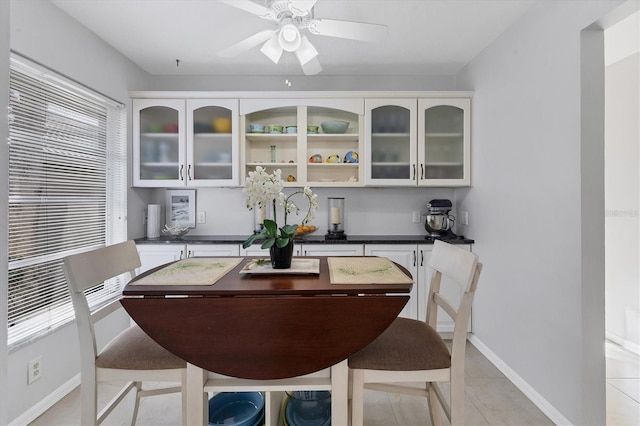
[51, 0, 534, 77]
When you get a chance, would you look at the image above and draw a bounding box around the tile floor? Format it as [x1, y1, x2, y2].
[29, 341, 638, 425]
[606, 341, 640, 426]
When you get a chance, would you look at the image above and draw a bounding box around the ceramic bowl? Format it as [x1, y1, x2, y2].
[307, 125, 319, 134]
[212, 117, 232, 133]
[268, 125, 284, 134]
[286, 126, 297, 134]
[320, 120, 349, 134]
[249, 124, 265, 133]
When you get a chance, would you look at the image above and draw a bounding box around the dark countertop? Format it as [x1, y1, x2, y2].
[135, 234, 474, 245]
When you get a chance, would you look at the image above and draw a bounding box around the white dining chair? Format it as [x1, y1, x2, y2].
[348, 240, 482, 426]
[63, 240, 187, 426]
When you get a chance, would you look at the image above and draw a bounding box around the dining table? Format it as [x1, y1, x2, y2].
[120, 255, 413, 426]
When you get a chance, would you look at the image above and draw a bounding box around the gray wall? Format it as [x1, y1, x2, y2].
[6, 0, 151, 422]
[455, 1, 627, 424]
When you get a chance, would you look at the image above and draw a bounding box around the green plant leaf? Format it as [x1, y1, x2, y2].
[282, 224, 298, 236]
[263, 219, 278, 238]
[242, 232, 265, 249]
[260, 238, 275, 249]
[276, 237, 290, 248]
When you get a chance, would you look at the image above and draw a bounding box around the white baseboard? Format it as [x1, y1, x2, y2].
[9, 374, 80, 426]
[468, 335, 572, 426]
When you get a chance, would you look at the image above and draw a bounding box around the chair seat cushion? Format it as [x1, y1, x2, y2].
[96, 324, 186, 370]
[348, 317, 451, 371]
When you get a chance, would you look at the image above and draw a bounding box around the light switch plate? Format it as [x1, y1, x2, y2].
[197, 211, 206, 224]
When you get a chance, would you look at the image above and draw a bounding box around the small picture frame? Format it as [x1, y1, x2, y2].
[165, 189, 196, 228]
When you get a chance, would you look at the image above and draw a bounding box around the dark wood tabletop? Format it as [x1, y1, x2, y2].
[121, 256, 412, 380]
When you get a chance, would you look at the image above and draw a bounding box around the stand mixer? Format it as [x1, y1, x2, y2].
[423, 199, 456, 238]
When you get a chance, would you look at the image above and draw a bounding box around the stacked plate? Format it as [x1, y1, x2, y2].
[282, 391, 331, 426]
[208, 392, 264, 426]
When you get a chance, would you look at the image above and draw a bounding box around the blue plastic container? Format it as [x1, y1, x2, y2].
[208, 392, 264, 426]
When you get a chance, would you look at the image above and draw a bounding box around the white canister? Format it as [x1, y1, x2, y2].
[147, 204, 161, 239]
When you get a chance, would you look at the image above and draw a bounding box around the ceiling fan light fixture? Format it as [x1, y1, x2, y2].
[279, 23, 301, 52]
[295, 35, 318, 65]
[260, 34, 283, 63]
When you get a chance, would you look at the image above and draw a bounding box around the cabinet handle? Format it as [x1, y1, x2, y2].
[179, 165, 184, 181]
[188, 164, 192, 181]
[412, 164, 416, 181]
[304, 250, 307, 256]
[420, 250, 424, 266]
[188, 250, 192, 258]
[413, 250, 416, 267]
[420, 163, 424, 180]
[180, 250, 184, 259]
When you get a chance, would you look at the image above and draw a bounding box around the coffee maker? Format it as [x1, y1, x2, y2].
[423, 199, 457, 239]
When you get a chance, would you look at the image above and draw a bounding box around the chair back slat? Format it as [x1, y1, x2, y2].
[64, 240, 141, 293]
[428, 240, 478, 293]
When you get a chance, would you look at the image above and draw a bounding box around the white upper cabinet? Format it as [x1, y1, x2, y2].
[187, 99, 239, 186]
[133, 98, 239, 187]
[133, 99, 186, 187]
[132, 93, 470, 188]
[240, 98, 364, 187]
[365, 98, 418, 186]
[365, 97, 471, 187]
[418, 98, 471, 187]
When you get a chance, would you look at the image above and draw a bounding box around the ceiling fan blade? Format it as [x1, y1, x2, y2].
[218, 0, 276, 20]
[288, 0, 317, 17]
[218, 30, 276, 57]
[308, 19, 388, 42]
[295, 35, 318, 65]
[300, 57, 322, 75]
[260, 34, 283, 64]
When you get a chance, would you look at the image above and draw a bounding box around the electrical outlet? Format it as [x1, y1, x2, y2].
[412, 211, 421, 223]
[460, 211, 469, 226]
[197, 211, 206, 224]
[28, 356, 42, 384]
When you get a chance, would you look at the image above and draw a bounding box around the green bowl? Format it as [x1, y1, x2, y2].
[321, 120, 349, 134]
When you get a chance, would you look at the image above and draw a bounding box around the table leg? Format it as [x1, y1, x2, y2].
[331, 359, 349, 426]
[186, 363, 207, 426]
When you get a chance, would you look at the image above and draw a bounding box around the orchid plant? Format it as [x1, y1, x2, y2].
[242, 166, 319, 250]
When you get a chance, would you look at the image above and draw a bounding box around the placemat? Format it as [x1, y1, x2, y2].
[134, 258, 243, 286]
[328, 257, 414, 285]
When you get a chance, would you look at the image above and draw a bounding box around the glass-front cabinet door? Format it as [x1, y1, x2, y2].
[187, 99, 238, 186]
[418, 98, 470, 186]
[133, 99, 186, 187]
[365, 99, 417, 186]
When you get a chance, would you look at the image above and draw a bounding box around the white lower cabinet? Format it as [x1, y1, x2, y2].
[240, 242, 364, 257]
[365, 243, 473, 331]
[187, 244, 239, 258]
[300, 243, 363, 256]
[135, 241, 471, 331]
[137, 244, 240, 274]
[136, 244, 186, 275]
[239, 244, 272, 257]
[364, 244, 419, 320]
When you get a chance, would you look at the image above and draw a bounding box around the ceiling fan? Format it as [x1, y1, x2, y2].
[218, 0, 388, 75]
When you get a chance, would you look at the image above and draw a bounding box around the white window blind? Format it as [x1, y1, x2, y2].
[7, 56, 127, 348]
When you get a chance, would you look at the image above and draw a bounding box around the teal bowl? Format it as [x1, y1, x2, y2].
[321, 120, 349, 134]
